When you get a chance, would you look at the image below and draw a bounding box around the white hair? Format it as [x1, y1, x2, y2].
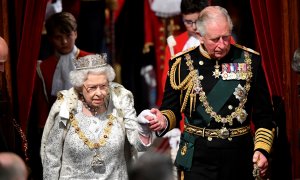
[196, 6, 233, 36]
[69, 64, 116, 89]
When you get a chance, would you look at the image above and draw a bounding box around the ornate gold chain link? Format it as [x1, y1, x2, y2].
[69, 113, 115, 149]
[169, 51, 253, 125]
[196, 52, 252, 125]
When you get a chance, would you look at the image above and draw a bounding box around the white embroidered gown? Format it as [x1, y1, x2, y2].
[41, 83, 151, 180]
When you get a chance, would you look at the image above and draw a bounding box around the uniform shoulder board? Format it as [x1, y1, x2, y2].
[171, 46, 198, 60]
[233, 43, 260, 56]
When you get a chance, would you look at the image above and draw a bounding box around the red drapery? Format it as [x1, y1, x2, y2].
[250, 0, 283, 97]
[14, 0, 48, 131]
[250, 1, 295, 179]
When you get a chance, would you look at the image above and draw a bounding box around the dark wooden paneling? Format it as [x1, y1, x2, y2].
[282, 0, 300, 178]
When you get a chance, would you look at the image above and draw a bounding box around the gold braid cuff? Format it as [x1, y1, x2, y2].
[161, 110, 176, 130]
[254, 128, 275, 153]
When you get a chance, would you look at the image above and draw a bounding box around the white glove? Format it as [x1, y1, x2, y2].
[163, 128, 181, 149]
[137, 109, 156, 136]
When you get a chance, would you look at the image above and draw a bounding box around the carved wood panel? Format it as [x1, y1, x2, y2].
[282, 0, 300, 178]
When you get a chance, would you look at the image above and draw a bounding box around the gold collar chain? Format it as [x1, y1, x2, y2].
[184, 51, 252, 125]
[69, 113, 115, 150]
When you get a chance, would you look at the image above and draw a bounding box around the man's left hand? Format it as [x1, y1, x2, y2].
[252, 151, 269, 178]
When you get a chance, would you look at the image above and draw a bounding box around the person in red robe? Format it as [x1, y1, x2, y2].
[143, 0, 183, 107]
[33, 12, 92, 128]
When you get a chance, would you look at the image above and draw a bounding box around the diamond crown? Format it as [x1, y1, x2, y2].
[73, 54, 107, 70]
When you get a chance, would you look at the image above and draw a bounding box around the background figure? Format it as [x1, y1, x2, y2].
[0, 152, 28, 180]
[128, 150, 173, 180]
[45, 0, 62, 21]
[292, 48, 300, 73]
[0, 37, 9, 152]
[39, 0, 63, 60]
[0, 38, 27, 173]
[143, 0, 183, 107]
[0, 37, 8, 63]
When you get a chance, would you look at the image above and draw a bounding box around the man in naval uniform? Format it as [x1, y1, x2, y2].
[146, 6, 275, 180]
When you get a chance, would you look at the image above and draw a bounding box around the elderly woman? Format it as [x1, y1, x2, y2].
[40, 54, 155, 180]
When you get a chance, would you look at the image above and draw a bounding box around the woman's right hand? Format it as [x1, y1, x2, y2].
[137, 109, 156, 136]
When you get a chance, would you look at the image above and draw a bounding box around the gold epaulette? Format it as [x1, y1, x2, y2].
[170, 46, 198, 60]
[233, 43, 260, 55]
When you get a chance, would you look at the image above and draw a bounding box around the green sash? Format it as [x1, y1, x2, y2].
[196, 55, 246, 125]
[174, 130, 195, 171]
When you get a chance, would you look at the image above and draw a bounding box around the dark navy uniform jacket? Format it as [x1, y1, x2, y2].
[159, 44, 274, 155]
